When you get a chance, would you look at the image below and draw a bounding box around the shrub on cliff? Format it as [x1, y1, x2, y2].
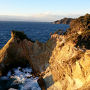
[65, 14, 90, 49]
[76, 30, 90, 49]
[54, 29, 64, 35]
[12, 30, 35, 42]
[12, 30, 29, 40]
[66, 13, 90, 34]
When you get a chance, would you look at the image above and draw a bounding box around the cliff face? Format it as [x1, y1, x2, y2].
[45, 14, 90, 90]
[0, 14, 90, 90]
[0, 31, 34, 75]
[0, 31, 56, 75]
[53, 18, 74, 25]
[49, 38, 90, 90]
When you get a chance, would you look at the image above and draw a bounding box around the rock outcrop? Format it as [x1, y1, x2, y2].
[0, 14, 90, 90]
[53, 18, 74, 25]
[46, 14, 90, 90]
[0, 30, 56, 75]
[0, 31, 33, 75]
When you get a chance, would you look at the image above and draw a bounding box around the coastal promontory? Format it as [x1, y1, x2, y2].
[0, 14, 90, 90]
[53, 18, 74, 24]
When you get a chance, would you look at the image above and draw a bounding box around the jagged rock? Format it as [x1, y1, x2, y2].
[47, 14, 90, 90]
[0, 31, 33, 75]
[0, 30, 56, 75]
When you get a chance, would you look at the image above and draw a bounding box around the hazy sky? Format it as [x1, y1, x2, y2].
[0, 0, 90, 21]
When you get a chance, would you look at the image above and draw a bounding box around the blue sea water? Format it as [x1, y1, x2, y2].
[0, 21, 69, 49]
[0, 67, 41, 90]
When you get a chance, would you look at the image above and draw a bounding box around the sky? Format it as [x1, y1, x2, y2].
[0, 0, 90, 22]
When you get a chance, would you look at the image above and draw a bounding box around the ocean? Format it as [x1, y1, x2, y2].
[0, 21, 69, 49]
[0, 21, 69, 90]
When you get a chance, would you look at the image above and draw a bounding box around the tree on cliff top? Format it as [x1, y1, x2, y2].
[66, 14, 90, 49]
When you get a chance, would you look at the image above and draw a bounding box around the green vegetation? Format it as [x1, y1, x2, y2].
[76, 30, 90, 49]
[12, 30, 29, 40]
[65, 14, 90, 49]
[54, 29, 64, 35]
[12, 30, 35, 42]
[76, 14, 90, 28]
[66, 14, 90, 34]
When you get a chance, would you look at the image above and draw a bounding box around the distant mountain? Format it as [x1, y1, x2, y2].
[52, 18, 74, 25]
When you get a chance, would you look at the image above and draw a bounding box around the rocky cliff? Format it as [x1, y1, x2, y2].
[0, 14, 90, 90]
[45, 14, 90, 90]
[53, 18, 74, 25]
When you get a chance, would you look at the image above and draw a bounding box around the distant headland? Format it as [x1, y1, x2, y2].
[52, 17, 74, 25]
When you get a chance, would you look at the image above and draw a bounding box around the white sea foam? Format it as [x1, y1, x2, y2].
[1, 67, 41, 90]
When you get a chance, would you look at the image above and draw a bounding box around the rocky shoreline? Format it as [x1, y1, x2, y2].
[0, 14, 90, 90]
